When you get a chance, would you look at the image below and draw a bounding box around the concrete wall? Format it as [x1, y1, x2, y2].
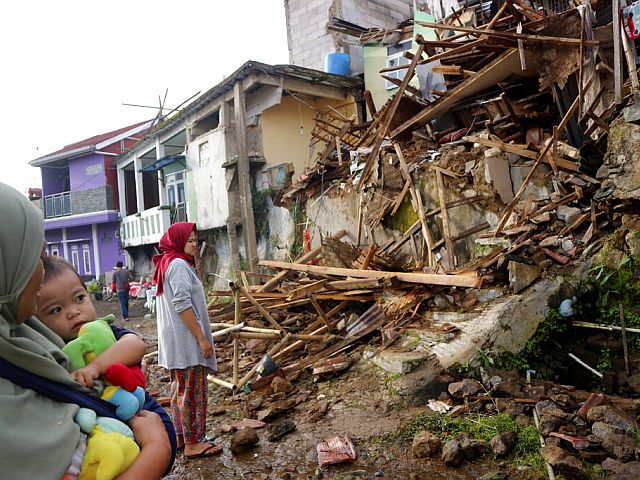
[186, 127, 228, 230]
[261, 95, 359, 177]
[69, 153, 106, 191]
[285, 0, 414, 72]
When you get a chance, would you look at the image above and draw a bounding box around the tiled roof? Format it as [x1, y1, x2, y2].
[30, 120, 151, 165]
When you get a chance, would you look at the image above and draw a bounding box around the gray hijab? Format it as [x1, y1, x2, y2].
[0, 181, 83, 478]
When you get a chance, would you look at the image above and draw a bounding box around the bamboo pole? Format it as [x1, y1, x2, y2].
[571, 321, 640, 334]
[236, 283, 284, 330]
[620, 304, 630, 375]
[233, 286, 241, 386]
[207, 375, 235, 390]
[211, 322, 246, 339]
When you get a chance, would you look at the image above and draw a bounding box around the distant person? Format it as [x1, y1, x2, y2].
[153, 222, 220, 459]
[113, 261, 133, 320]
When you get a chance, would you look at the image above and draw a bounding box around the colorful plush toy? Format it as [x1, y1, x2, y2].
[63, 316, 146, 421]
[75, 408, 140, 480]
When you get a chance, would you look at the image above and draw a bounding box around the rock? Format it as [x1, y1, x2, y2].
[256, 399, 296, 422]
[267, 419, 296, 442]
[550, 394, 575, 409]
[271, 376, 294, 394]
[540, 445, 569, 466]
[603, 459, 640, 480]
[538, 415, 564, 436]
[411, 431, 442, 458]
[230, 427, 260, 454]
[508, 261, 542, 294]
[515, 414, 531, 427]
[459, 434, 491, 460]
[591, 421, 627, 438]
[555, 455, 588, 480]
[601, 433, 637, 461]
[447, 379, 481, 398]
[626, 373, 640, 393]
[557, 205, 581, 223]
[545, 436, 563, 448]
[490, 432, 517, 457]
[442, 439, 464, 467]
[577, 449, 608, 463]
[478, 470, 509, 480]
[587, 406, 636, 435]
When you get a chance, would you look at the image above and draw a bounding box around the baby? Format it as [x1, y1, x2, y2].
[36, 255, 146, 388]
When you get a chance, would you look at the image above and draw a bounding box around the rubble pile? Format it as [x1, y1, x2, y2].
[203, 0, 640, 434]
[415, 372, 640, 479]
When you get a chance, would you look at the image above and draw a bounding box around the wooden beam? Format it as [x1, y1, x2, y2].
[259, 260, 482, 288]
[234, 82, 259, 276]
[613, 0, 623, 104]
[436, 170, 455, 268]
[259, 229, 347, 292]
[286, 280, 327, 301]
[237, 284, 284, 330]
[415, 21, 600, 47]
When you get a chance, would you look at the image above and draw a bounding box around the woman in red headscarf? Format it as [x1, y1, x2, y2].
[153, 222, 220, 458]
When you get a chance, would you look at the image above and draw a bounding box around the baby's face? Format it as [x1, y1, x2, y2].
[36, 269, 97, 341]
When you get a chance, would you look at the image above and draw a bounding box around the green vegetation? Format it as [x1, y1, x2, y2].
[289, 201, 305, 259]
[86, 281, 101, 294]
[385, 194, 419, 233]
[399, 412, 545, 477]
[252, 187, 273, 239]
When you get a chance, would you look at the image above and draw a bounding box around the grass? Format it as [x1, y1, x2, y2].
[398, 412, 545, 477]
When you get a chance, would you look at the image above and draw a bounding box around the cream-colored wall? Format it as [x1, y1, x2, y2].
[260, 95, 357, 177]
[186, 128, 229, 230]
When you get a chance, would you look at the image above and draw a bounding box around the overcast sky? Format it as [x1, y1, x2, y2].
[0, 1, 289, 194]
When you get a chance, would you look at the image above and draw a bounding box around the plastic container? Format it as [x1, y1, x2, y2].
[325, 52, 350, 76]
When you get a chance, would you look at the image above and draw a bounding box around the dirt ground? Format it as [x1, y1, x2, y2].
[95, 297, 503, 480]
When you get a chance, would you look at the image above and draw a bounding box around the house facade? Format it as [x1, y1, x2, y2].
[29, 121, 153, 281]
[116, 61, 361, 287]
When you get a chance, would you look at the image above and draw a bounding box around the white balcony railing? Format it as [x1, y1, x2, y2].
[121, 206, 171, 247]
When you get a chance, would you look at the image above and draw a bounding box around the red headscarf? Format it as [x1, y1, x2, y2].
[152, 222, 196, 296]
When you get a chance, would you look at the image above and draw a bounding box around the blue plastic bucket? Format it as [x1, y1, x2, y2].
[325, 52, 350, 76]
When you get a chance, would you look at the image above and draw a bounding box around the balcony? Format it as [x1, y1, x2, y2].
[121, 206, 171, 247]
[43, 185, 115, 219]
[44, 192, 71, 218]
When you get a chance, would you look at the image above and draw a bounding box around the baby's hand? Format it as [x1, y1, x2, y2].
[72, 364, 101, 387]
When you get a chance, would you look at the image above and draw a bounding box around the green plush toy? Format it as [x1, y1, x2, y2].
[75, 408, 140, 480]
[63, 315, 145, 421]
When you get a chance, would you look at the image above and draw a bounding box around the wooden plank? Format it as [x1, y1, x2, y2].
[391, 49, 528, 138]
[436, 170, 455, 268]
[415, 21, 601, 47]
[390, 180, 411, 216]
[613, 0, 623, 104]
[259, 229, 347, 292]
[238, 284, 284, 330]
[361, 244, 378, 270]
[325, 277, 394, 291]
[308, 294, 331, 330]
[495, 76, 594, 235]
[286, 279, 327, 301]
[541, 248, 569, 265]
[259, 260, 482, 288]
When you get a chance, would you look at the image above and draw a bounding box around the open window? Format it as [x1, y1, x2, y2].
[385, 39, 413, 90]
[193, 110, 220, 137]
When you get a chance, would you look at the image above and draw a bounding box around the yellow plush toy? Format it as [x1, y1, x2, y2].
[75, 408, 140, 480]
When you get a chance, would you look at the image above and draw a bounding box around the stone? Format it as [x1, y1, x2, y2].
[515, 414, 531, 427]
[245, 338, 267, 354]
[550, 394, 575, 409]
[490, 431, 518, 457]
[230, 427, 260, 454]
[267, 419, 296, 442]
[555, 455, 589, 480]
[256, 399, 296, 422]
[447, 379, 481, 398]
[587, 406, 636, 434]
[508, 261, 541, 294]
[626, 373, 640, 393]
[459, 434, 491, 459]
[591, 421, 626, 438]
[411, 431, 442, 458]
[603, 459, 640, 480]
[540, 445, 569, 466]
[538, 415, 564, 436]
[478, 470, 508, 480]
[442, 439, 463, 467]
[271, 376, 294, 394]
[557, 205, 581, 224]
[601, 433, 636, 461]
[626, 231, 640, 257]
[577, 449, 608, 463]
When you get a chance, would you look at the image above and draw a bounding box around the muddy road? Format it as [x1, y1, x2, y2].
[95, 297, 510, 479]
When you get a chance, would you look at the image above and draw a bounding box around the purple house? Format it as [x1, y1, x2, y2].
[29, 121, 153, 281]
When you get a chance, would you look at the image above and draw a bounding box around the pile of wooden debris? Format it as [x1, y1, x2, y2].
[207, 1, 638, 391]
